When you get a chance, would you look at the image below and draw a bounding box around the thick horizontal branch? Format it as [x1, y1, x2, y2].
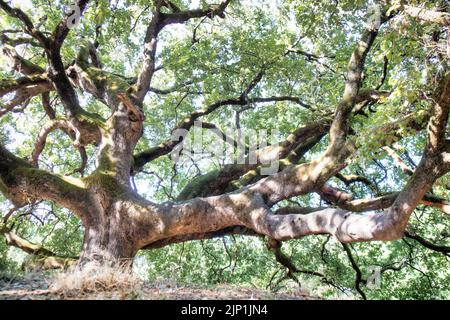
[421, 194, 450, 215]
[0, 144, 89, 219]
[176, 122, 329, 200]
[401, 5, 450, 26]
[0, 74, 50, 97]
[0, 82, 52, 117]
[0, 225, 51, 256]
[142, 225, 259, 250]
[136, 70, 449, 249]
[159, 0, 231, 28]
[137, 197, 400, 248]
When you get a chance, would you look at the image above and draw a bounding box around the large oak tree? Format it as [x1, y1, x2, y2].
[0, 0, 449, 297]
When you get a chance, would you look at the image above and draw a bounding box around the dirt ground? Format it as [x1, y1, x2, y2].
[0, 274, 318, 300]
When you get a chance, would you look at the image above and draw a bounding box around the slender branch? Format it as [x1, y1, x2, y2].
[133, 0, 231, 104]
[341, 243, 366, 300]
[404, 231, 450, 256]
[133, 68, 270, 170]
[248, 96, 312, 109]
[196, 121, 246, 150]
[41, 92, 56, 119]
[286, 48, 337, 73]
[320, 184, 450, 215]
[30, 119, 76, 167]
[0, 225, 77, 269]
[0, 32, 41, 47]
[0, 0, 50, 47]
[267, 238, 325, 278]
[376, 55, 389, 90]
[2, 44, 45, 75]
[149, 79, 194, 95]
[383, 146, 414, 175]
[335, 173, 379, 194]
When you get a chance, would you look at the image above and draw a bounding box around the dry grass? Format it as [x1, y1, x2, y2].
[1, 271, 318, 299]
[1, 266, 318, 300]
[49, 264, 142, 298]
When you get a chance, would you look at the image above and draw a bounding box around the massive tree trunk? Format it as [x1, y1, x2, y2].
[0, 1, 449, 269]
[79, 214, 139, 264]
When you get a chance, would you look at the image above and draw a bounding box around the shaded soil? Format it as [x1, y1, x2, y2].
[0, 275, 318, 300]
